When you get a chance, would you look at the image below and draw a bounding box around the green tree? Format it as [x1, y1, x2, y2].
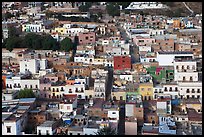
[106, 3, 120, 17]
[5, 36, 22, 52]
[60, 37, 74, 52]
[3, 12, 15, 20]
[16, 89, 36, 99]
[41, 34, 58, 50]
[117, 2, 131, 9]
[95, 126, 117, 135]
[78, 2, 93, 12]
[8, 27, 19, 37]
[45, 10, 54, 19]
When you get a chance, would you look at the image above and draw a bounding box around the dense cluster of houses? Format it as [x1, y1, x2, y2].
[2, 2, 202, 135]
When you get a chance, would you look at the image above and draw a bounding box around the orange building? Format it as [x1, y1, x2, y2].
[2, 75, 6, 89]
[173, 19, 181, 29]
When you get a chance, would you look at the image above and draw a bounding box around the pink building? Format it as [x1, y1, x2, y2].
[39, 78, 52, 99]
[133, 36, 155, 46]
[78, 32, 96, 45]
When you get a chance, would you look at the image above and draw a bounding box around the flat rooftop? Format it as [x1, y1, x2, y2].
[39, 121, 55, 127]
[158, 51, 193, 54]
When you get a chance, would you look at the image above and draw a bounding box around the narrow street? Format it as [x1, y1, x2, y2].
[117, 24, 140, 63]
[105, 68, 113, 101]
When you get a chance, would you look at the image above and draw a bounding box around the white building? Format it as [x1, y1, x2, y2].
[153, 85, 164, 100]
[83, 123, 99, 135]
[59, 95, 77, 114]
[6, 75, 40, 91]
[108, 110, 119, 123]
[173, 59, 198, 82]
[37, 121, 57, 135]
[138, 46, 152, 52]
[157, 95, 171, 114]
[66, 28, 89, 37]
[149, 29, 165, 36]
[22, 23, 43, 33]
[2, 113, 23, 135]
[178, 82, 202, 99]
[162, 83, 179, 99]
[156, 51, 194, 66]
[94, 78, 106, 99]
[126, 2, 167, 10]
[20, 59, 48, 74]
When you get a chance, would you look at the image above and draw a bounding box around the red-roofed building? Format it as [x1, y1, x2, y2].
[114, 56, 131, 71]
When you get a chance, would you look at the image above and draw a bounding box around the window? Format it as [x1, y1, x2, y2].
[192, 89, 195, 93]
[25, 85, 27, 88]
[169, 87, 172, 91]
[197, 95, 200, 99]
[190, 76, 193, 81]
[192, 95, 195, 98]
[183, 77, 186, 81]
[46, 130, 49, 135]
[30, 85, 32, 89]
[7, 126, 11, 133]
[197, 89, 200, 93]
[77, 133, 80, 135]
[187, 66, 190, 69]
[78, 95, 82, 99]
[164, 87, 167, 91]
[186, 95, 189, 99]
[85, 36, 88, 40]
[36, 85, 38, 89]
[38, 130, 41, 135]
[70, 133, 72, 135]
[112, 112, 116, 114]
[175, 87, 178, 91]
[186, 89, 190, 93]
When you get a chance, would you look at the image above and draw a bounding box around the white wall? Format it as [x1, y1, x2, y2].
[139, 46, 152, 52]
[83, 127, 98, 135]
[2, 118, 22, 135]
[157, 102, 166, 110]
[37, 126, 54, 135]
[126, 104, 134, 117]
[157, 53, 194, 66]
[178, 82, 202, 99]
[108, 110, 119, 120]
[175, 72, 198, 82]
[119, 75, 133, 82]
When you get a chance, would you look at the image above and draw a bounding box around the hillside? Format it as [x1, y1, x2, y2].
[161, 2, 202, 16]
[128, 2, 202, 17]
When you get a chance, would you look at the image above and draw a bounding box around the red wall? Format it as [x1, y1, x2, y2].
[114, 56, 131, 70]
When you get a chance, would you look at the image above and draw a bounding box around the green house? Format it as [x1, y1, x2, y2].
[146, 66, 174, 83]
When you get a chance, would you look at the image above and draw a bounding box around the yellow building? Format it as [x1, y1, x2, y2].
[84, 89, 94, 99]
[94, 58, 106, 65]
[138, 83, 153, 100]
[111, 91, 126, 101]
[54, 27, 67, 35]
[51, 85, 64, 99]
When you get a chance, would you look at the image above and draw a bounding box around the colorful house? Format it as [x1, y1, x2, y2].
[146, 66, 174, 83]
[138, 83, 153, 100]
